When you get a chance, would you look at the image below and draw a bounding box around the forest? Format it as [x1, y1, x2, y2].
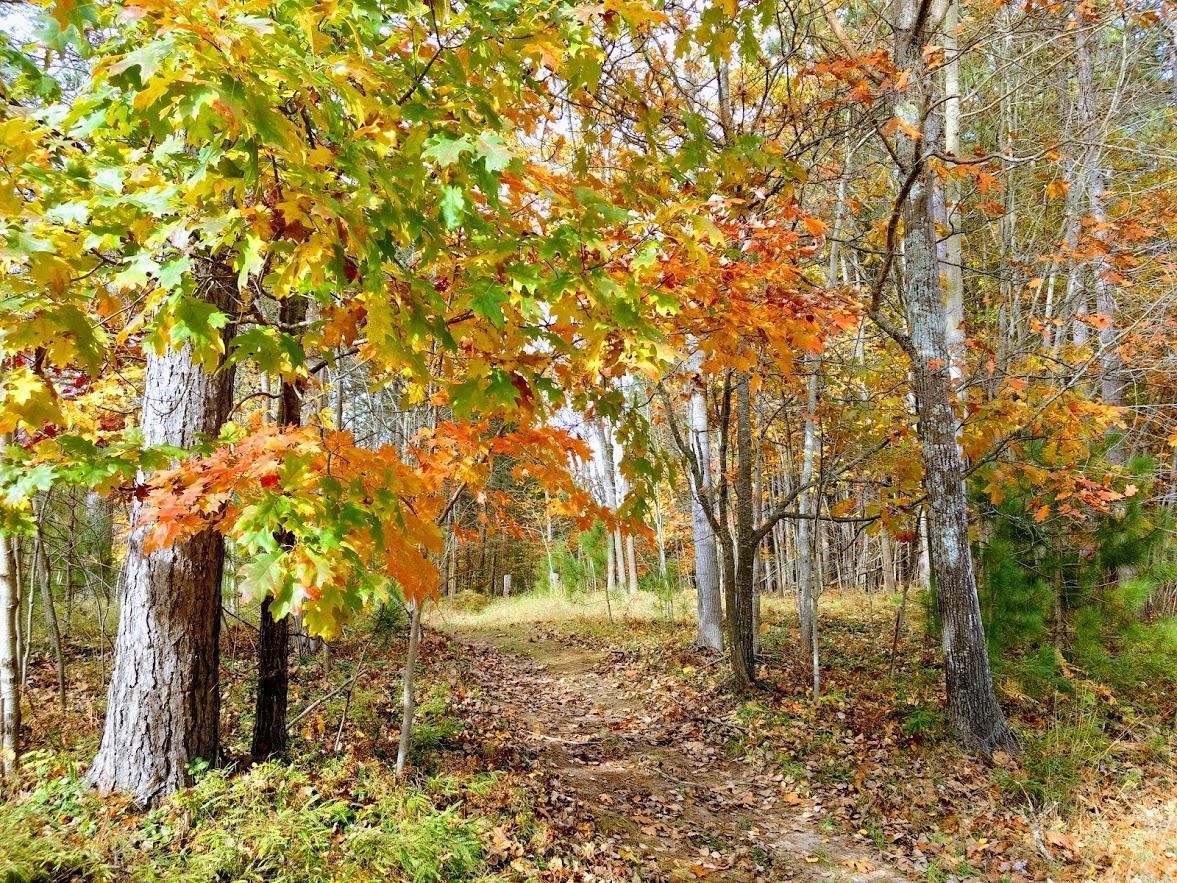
[0, 0, 1175, 880]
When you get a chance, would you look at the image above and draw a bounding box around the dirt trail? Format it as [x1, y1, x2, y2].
[459, 627, 909, 882]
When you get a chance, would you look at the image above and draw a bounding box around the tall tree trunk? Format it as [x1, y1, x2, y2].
[943, 0, 966, 383]
[32, 499, 66, 710]
[881, 529, 897, 596]
[1089, 165, 1124, 458]
[613, 528, 627, 594]
[604, 518, 616, 598]
[252, 295, 305, 761]
[596, 419, 634, 596]
[84, 492, 114, 603]
[797, 358, 820, 674]
[688, 355, 724, 650]
[727, 373, 757, 687]
[88, 276, 237, 805]
[892, 0, 1016, 754]
[0, 451, 20, 778]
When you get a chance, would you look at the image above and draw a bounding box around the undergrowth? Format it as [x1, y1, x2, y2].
[0, 628, 548, 883]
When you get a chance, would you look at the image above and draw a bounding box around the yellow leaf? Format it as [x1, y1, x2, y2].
[1046, 178, 1069, 199]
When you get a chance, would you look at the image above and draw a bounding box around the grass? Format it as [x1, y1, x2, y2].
[0, 750, 520, 883]
[430, 587, 696, 635]
[0, 619, 555, 883]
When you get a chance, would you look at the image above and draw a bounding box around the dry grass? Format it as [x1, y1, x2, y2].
[428, 588, 698, 633]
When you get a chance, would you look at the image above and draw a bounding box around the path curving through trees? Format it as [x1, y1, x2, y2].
[458, 628, 909, 882]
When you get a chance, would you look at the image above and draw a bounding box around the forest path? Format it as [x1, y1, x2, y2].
[454, 625, 908, 882]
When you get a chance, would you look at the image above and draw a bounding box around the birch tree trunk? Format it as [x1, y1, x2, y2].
[943, 0, 966, 382]
[796, 360, 819, 672]
[688, 355, 724, 650]
[625, 534, 638, 595]
[88, 276, 237, 805]
[594, 420, 630, 595]
[0, 456, 20, 777]
[892, 0, 1017, 753]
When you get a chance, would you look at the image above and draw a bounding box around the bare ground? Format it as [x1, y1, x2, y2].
[456, 626, 910, 882]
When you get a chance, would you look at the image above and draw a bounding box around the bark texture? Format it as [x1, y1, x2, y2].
[251, 593, 289, 760]
[251, 294, 305, 760]
[395, 602, 422, 776]
[0, 471, 20, 777]
[688, 356, 724, 651]
[88, 278, 236, 805]
[894, 0, 1016, 753]
[726, 373, 757, 687]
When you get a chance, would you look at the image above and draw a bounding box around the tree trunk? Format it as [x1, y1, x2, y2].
[32, 499, 66, 710]
[797, 357, 820, 671]
[688, 356, 724, 650]
[727, 373, 757, 687]
[881, 529, 897, 596]
[604, 520, 616, 598]
[625, 534, 638, 595]
[395, 602, 422, 776]
[943, 0, 966, 383]
[0, 459, 20, 778]
[252, 294, 305, 761]
[893, 0, 1016, 754]
[252, 593, 289, 760]
[88, 276, 236, 805]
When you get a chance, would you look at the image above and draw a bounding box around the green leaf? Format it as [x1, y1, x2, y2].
[440, 186, 465, 229]
[475, 132, 513, 172]
[112, 252, 161, 291]
[228, 326, 305, 379]
[423, 133, 474, 167]
[108, 38, 173, 85]
[240, 549, 287, 607]
[158, 256, 192, 291]
[151, 296, 229, 370]
[237, 233, 264, 290]
[471, 280, 508, 329]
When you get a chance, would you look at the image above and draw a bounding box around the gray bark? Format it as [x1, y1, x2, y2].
[728, 372, 757, 687]
[88, 277, 236, 805]
[625, 534, 638, 595]
[892, 0, 1017, 753]
[395, 602, 422, 776]
[688, 355, 723, 650]
[796, 358, 820, 678]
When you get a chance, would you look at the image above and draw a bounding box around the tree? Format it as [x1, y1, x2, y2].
[251, 293, 307, 761]
[87, 271, 238, 805]
[870, 0, 1017, 753]
[0, 450, 19, 778]
[687, 351, 723, 651]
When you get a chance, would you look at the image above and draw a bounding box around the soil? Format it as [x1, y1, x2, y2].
[457, 626, 910, 882]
